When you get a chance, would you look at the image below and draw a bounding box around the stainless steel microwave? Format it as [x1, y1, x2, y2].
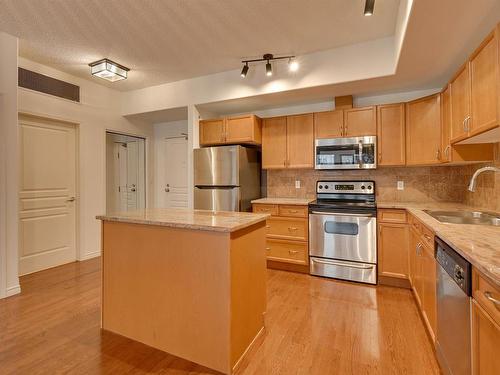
[315, 136, 377, 170]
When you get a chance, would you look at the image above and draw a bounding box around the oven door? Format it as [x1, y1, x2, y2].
[315, 136, 376, 170]
[309, 211, 377, 264]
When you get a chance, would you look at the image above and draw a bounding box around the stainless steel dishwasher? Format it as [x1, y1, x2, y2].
[435, 237, 472, 375]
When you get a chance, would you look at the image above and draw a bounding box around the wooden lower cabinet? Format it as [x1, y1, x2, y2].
[472, 300, 500, 375]
[253, 203, 309, 272]
[377, 209, 409, 287]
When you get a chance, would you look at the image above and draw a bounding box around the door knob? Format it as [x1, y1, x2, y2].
[130, 188, 136, 192]
[165, 187, 170, 192]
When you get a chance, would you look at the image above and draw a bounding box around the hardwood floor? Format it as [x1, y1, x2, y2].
[0, 258, 440, 374]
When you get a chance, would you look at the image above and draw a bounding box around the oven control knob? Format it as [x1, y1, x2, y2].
[361, 185, 365, 190]
[324, 185, 329, 189]
[367, 186, 372, 190]
[318, 185, 323, 190]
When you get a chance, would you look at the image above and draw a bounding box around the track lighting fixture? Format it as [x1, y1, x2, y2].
[240, 53, 298, 78]
[265, 61, 273, 76]
[240, 63, 249, 77]
[364, 0, 375, 16]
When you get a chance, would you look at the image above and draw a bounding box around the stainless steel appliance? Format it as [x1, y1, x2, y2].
[309, 180, 377, 284]
[435, 237, 472, 375]
[194, 145, 260, 212]
[315, 136, 377, 170]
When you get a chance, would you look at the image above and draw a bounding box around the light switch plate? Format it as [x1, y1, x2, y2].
[397, 181, 404, 190]
[295, 180, 301, 189]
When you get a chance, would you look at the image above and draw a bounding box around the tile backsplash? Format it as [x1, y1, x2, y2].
[267, 143, 500, 209]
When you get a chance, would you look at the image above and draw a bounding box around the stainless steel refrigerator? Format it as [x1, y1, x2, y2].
[194, 145, 261, 212]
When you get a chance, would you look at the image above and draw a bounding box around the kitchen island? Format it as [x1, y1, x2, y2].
[96, 208, 269, 374]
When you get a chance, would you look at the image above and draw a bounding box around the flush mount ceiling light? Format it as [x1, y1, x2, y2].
[240, 53, 298, 78]
[89, 58, 129, 82]
[364, 0, 375, 16]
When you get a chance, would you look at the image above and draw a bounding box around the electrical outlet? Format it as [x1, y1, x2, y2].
[397, 181, 404, 190]
[295, 180, 301, 189]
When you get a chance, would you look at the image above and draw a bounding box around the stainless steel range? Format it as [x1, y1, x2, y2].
[309, 180, 377, 284]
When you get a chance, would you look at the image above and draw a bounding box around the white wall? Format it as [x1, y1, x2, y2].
[17, 58, 155, 262]
[0, 32, 19, 298]
[153, 120, 188, 207]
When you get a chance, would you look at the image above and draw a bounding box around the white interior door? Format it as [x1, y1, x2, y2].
[159, 138, 188, 208]
[18, 115, 77, 276]
[126, 141, 139, 210]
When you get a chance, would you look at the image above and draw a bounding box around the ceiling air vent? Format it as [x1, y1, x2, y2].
[18, 68, 80, 103]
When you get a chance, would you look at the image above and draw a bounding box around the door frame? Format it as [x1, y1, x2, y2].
[18, 111, 80, 267]
[104, 130, 149, 212]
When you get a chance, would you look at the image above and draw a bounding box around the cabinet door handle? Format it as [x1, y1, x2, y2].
[444, 145, 451, 159]
[465, 116, 471, 132]
[462, 117, 467, 132]
[436, 149, 441, 160]
[424, 234, 431, 241]
[484, 291, 500, 307]
[288, 227, 298, 231]
[288, 249, 298, 254]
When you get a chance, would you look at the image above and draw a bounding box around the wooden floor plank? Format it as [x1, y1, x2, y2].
[0, 258, 440, 374]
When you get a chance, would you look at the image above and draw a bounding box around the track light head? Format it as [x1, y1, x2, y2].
[364, 0, 375, 16]
[240, 63, 249, 77]
[288, 58, 299, 72]
[265, 61, 273, 76]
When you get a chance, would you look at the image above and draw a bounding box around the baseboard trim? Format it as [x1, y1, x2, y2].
[78, 250, 101, 261]
[232, 325, 266, 374]
[6, 284, 21, 297]
[378, 275, 411, 289]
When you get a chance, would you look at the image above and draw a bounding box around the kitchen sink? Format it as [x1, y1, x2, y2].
[423, 210, 500, 226]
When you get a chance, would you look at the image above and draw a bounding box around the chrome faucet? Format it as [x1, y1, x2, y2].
[468, 166, 500, 192]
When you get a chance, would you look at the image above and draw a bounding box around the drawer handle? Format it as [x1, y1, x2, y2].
[288, 249, 298, 254]
[289, 210, 299, 213]
[266, 247, 271, 251]
[424, 234, 431, 241]
[265, 225, 270, 229]
[288, 227, 298, 231]
[261, 209, 270, 212]
[311, 258, 374, 270]
[484, 291, 500, 307]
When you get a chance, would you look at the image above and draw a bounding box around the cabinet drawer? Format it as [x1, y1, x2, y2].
[473, 269, 500, 326]
[378, 209, 407, 223]
[409, 214, 422, 234]
[421, 225, 435, 249]
[278, 205, 308, 218]
[266, 217, 308, 241]
[266, 239, 308, 265]
[253, 204, 278, 216]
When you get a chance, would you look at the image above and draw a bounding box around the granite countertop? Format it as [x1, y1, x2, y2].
[378, 201, 500, 287]
[97, 208, 269, 233]
[251, 197, 315, 205]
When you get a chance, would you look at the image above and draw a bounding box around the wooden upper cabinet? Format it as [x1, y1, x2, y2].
[314, 110, 343, 138]
[377, 103, 405, 166]
[199, 119, 225, 146]
[450, 63, 471, 143]
[286, 114, 314, 169]
[470, 29, 499, 136]
[344, 106, 376, 137]
[406, 94, 442, 165]
[199, 115, 262, 146]
[262, 117, 287, 169]
[225, 115, 262, 145]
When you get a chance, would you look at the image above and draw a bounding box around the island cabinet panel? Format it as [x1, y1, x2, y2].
[470, 29, 499, 137]
[377, 103, 406, 166]
[262, 117, 287, 169]
[101, 221, 267, 375]
[286, 113, 314, 169]
[314, 110, 344, 138]
[450, 64, 471, 143]
[406, 94, 442, 165]
[344, 106, 376, 137]
[253, 203, 309, 272]
[199, 119, 225, 146]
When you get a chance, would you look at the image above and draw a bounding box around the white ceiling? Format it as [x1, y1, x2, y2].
[0, 0, 400, 91]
